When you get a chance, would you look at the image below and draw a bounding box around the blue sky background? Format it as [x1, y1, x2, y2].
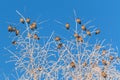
[0, 0, 120, 79]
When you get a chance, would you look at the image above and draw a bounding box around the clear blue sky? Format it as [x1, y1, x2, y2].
[0, 0, 120, 79]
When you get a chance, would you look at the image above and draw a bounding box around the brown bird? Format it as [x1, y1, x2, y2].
[12, 27, 16, 32]
[8, 25, 13, 32]
[96, 45, 101, 50]
[76, 36, 83, 42]
[95, 29, 100, 35]
[102, 59, 107, 65]
[32, 22, 37, 27]
[74, 33, 79, 38]
[30, 22, 37, 30]
[81, 25, 86, 31]
[55, 36, 61, 41]
[70, 61, 76, 68]
[65, 23, 70, 30]
[101, 71, 107, 78]
[26, 18, 30, 24]
[33, 34, 40, 40]
[86, 30, 91, 36]
[37, 67, 42, 71]
[102, 49, 107, 55]
[20, 18, 24, 23]
[12, 41, 17, 45]
[109, 56, 114, 60]
[15, 30, 20, 36]
[57, 43, 63, 49]
[76, 18, 81, 24]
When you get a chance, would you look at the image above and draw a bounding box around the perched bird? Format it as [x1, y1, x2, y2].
[70, 61, 76, 68]
[55, 36, 61, 41]
[102, 49, 107, 55]
[12, 27, 16, 32]
[30, 22, 37, 30]
[15, 30, 20, 36]
[81, 25, 86, 31]
[95, 29, 100, 35]
[86, 30, 91, 36]
[96, 45, 101, 50]
[74, 33, 79, 38]
[109, 56, 114, 60]
[65, 23, 70, 30]
[8, 25, 13, 32]
[37, 67, 42, 71]
[76, 36, 83, 42]
[101, 71, 107, 78]
[33, 34, 40, 40]
[102, 59, 107, 65]
[57, 43, 63, 49]
[32, 22, 37, 28]
[20, 18, 24, 24]
[76, 18, 81, 24]
[26, 18, 30, 24]
[12, 41, 17, 45]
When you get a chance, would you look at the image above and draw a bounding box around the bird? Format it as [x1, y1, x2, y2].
[96, 45, 101, 50]
[95, 29, 100, 35]
[86, 30, 91, 36]
[8, 25, 13, 32]
[74, 33, 79, 38]
[102, 59, 107, 65]
[37, 67, 42, 71]
[109, 56, 114, 60]
[81, 25, 86, 31]
[76, 36, 83, 42]
[33, 34, 40, 40]
[101, 71, 107, 78]
[12, 27, 16, 32]
[57, 43, 63, 49]
[30, 22, 37, 30]
[76, 18, 81, 24]
[12, 41, 17, 45]
[26, 18, 30, 24]
[65, 23, 70, 30]
[20, 18, 24, 24]
[102, 49, 107, 55]
[55, 36, 61, 41]
[70, 61, 76, 68]
[15, 30, 20, 36]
